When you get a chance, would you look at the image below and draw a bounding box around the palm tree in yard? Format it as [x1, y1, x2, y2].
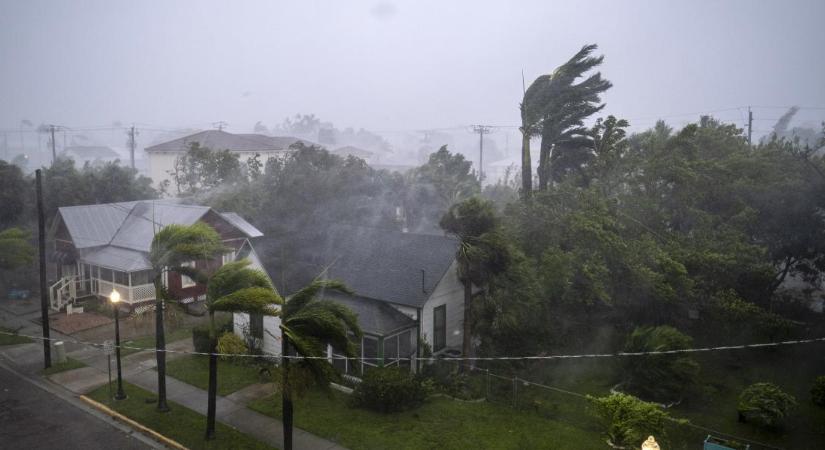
[439, 197, 510, 371]
[149, 223, 225, 412]
[279, 279, 362, 450]
[204, 260, 280, 439]
[522, 44, 612, 192]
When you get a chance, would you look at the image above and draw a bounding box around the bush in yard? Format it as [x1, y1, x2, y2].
[811, 376, 825, 407]
[738, 382, 797, 428]
[588, 392, 678, 448]
[350, 366, 431, 413]
[192, 324, 211, 353]
[216, 331, 248, 363]
[623, 325, 700, 403]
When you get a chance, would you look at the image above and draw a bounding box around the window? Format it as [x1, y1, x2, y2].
[250, 313, 263, 340]
[222, 250, 236, 265]
[180, 261, 196, 288]
[384, 334, 399, 366]
[131, 270, 152, 286]
[363, 336, 379, 369]
[433, 305, 446, 352]
[99, 268, 113, 283]
[114, 270, 129, 286]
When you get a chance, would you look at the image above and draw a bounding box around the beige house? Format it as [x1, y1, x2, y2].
[145, 130, 307, 190]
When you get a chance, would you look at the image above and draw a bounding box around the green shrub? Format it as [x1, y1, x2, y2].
[216, 331, 248, 363]
[812, 376, 825, 407]
[422, 362, 467, 397]
[588, 392, 679, 447]
[192, 325, 211, 353]
[350, 366, 431, 413]
[738, 382, 797, 428]
[623, 325, 700, 402]
[192, 318, 233, 354]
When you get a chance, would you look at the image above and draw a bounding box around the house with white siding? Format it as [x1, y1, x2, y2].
[233, 226, 464, 374]
[145, 130, 309, 190]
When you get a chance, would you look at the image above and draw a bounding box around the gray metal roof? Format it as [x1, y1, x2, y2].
[144, 130, 308, 153]
[324, 292, 416, 336]
[220, 213, 263, 238]
[255, 226, 459, 308]
[109, 202, 210, 252]
[56, 200, 263, 271]
[81, 246, 152, 272]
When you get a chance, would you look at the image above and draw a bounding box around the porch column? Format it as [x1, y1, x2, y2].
[128, 272, 133, 302]
[377, 336, 384, 368]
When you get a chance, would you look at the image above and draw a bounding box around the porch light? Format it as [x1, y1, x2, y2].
[641, 436, 659, 450]
[110, 290, 121, 303]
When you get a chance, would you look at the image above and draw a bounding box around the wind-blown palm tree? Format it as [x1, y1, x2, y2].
[439, 197, 510, 371]
[149, 222, 225, 412]
[522, 44, 612, 192]
[279, 279, 362, 450]
[205, 260, 280, 439]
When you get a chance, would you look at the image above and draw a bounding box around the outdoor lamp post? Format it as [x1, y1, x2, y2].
[641, 436, 660, 450]
[110, 290, 126, 400]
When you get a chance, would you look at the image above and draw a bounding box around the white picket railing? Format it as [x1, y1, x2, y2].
[95, 279, 155, 304]
[49, 276, 77, 311]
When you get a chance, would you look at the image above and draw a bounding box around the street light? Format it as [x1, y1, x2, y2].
[110, 290, 126, 400]
[641, 436, 660, 450]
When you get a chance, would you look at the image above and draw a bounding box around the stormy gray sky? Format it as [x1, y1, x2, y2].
[1, 0, 824, 137]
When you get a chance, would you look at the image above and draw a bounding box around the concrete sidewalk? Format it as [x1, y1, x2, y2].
[54, 343, 345, 450]
[0, 301, 347, 450]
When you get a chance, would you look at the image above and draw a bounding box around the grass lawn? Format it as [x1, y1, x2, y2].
[121, 327, 193, 356]
[43, 357, 86, 376]
[0, 326, 33, 345]
[249, 389, 605, 450]
[165, 354, 265, 396]
[87, 381, 275, 450]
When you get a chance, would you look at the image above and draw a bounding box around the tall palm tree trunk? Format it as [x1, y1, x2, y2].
[521, 132, 532, 198]
[154, 277, 170, 412]
[461, 281, 472, 372]
[537, 139, 551, 191]
[206, 312, 217, 439]
[282, 332, 293, 450]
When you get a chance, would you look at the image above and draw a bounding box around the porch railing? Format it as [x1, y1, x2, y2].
[95, 279, 155, 304]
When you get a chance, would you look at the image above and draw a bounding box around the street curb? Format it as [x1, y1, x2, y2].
[78, 395, 189, 450]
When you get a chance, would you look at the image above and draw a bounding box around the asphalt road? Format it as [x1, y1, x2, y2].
[0, 363, 151, 450]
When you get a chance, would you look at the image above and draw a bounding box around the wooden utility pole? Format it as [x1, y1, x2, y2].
[36, 169, 51, 369]
[471, 125, 492, 186]
[747, 107, 753, 146]
[128, 125, 137, 169]
[49, 125, 56, 163]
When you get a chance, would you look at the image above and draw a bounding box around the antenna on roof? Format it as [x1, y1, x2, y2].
[421, 269, 427, 294]
[212, 121, 228, 131]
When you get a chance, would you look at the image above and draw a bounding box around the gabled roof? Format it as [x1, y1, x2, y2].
[325, 292, 416, 336]
[56, 200, 264, 271]
[255, 226, 460, 308]
[145, 130, 308, 153]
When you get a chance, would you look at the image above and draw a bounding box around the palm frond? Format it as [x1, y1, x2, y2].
[209, 286, 281, 315]
[284, 279, 352, 318]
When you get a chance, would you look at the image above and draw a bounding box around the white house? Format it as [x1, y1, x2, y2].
[233, 226, 464, 374]
[144, 130, 308, 190]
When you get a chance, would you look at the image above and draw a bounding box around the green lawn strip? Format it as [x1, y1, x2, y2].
[87, 381, 274, 450]
[121, 327, 193, 356]
[165, 354, 264, 396]
[249, 389, 605, 450]
[43, 357, 86, 376]
[0, 326, 33, 345]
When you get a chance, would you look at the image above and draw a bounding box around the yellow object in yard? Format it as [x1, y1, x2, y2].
[642, 436, 660, 450]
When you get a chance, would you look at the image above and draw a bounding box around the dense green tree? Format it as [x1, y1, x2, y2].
[738, 382, 797, 428]
[278, 279, 362, 450]
[204, 260, 279, 439]
[440, 197, 510, 369]
[0, 228, 34, 270]
[0, 161, 29, 226]
[623, 326, 700, 402]
[588, 392, 680, 447]
[170, 142, 243, 194]
[149, 223, 225, 412]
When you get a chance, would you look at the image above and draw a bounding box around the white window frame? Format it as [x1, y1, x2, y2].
[180, 261, 196, 288]
[222, 250, 236, 266]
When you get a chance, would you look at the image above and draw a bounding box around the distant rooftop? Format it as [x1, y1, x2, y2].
[145, 130, 311, 153]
